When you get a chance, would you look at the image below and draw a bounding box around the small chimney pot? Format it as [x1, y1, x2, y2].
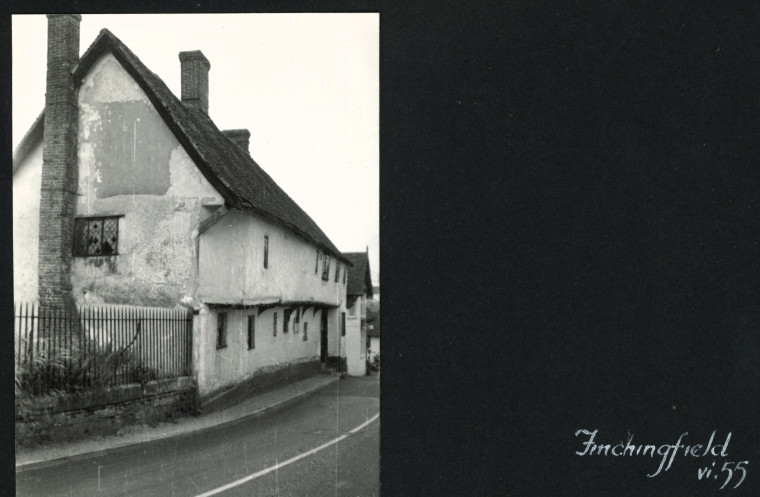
[223, 129, 251, 155]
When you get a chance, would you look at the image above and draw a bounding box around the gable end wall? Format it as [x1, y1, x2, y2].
[72, 52, 223, 307]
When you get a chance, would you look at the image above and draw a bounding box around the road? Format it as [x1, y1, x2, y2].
[17, 373, 380, 497]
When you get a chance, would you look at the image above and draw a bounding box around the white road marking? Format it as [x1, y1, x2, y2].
[349, 414, 379, 434]
[193, 413, 379, 497]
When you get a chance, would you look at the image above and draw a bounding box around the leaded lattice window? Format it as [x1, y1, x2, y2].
[74, 217, 120, 256]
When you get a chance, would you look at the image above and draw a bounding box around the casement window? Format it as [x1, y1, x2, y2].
[284, 308, 291, 333]
[273, 312, 278, 336]
[303, 322, 308, 341]
[341, 312, 346, 336]
[264, 236, 269, 269]
[74, 216, 120, 256]
[217, 312, 228, 349]
[315, 250, 320, 274]
[322, 256, 331, 281]
[335, 262, 340, 282]
[247, 315, 255, 350]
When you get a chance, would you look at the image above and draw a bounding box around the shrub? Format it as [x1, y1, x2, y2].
[15, 335, 158, 399]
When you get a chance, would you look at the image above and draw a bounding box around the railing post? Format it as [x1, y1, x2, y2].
[186, 309, 193, 376]
[27, 302, 34, 374]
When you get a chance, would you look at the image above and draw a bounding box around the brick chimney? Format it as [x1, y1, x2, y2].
[223, 129, 251, 155]
[179, 50, 210, 115]
[38, 14, 81, 308]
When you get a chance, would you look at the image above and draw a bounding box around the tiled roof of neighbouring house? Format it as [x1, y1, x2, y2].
[343, 252, 373, 297]
[13, 28, 349, 265]
[12, 111, 44, 175]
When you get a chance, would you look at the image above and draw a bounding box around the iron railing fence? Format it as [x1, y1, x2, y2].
[15, 302, 192, 396]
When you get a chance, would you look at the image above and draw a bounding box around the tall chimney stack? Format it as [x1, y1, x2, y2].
[223, 129, 251, 155]
[179, 50, 210, 115]
[38, 14, 81, 308]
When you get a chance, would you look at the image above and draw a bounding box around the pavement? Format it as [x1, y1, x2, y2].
[15, 373, 339, 474]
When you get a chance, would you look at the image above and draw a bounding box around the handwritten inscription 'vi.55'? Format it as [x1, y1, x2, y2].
[574, 429, 748, 490]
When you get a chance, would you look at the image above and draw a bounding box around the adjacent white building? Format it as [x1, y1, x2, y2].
[343, 251, 374, 376]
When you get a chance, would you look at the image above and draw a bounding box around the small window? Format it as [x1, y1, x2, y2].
[217, 312, 228, 349]
[264, 236, 269, 269]
[343, 265, 347, 284]
[303, 322, 308, 341]
[315, 250, 320, 274]
[341, 312, 346, 336]
[273, 312, 278, 336]
[74, 216, 120, 256]
[349, 302, 356, 317]
[335, 262, 340, 282]
[247, 315, 255, 350]
[294, 308, 300, 334]
[322, 256, 331, 281]
[284, 308, 291, 333]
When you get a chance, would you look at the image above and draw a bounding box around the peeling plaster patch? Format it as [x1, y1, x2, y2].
[84, 256, 117, 273]
[72, 270, 180, 308]
[141, 213, 194, 284]
[173, 199, 192, 212]
[79, 53, 174, 199]
[90, 101, 173, 197]
[79, 103, 101, 140]
[77, 142, 96, 213]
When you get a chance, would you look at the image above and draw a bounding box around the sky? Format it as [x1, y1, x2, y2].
[12, 13, 379, 284]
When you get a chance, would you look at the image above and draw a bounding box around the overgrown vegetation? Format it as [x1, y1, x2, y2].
[15, 336, 158, 400]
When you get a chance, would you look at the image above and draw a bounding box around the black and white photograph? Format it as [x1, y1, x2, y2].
[8, 3, 760, 497]
[12, 13, 379, 496]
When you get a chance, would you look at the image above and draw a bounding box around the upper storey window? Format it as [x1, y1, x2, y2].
[264, 236, 269, 269]
[322, 255, 331, 281]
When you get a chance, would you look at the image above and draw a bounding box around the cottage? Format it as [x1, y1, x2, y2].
[367, 305, 381, 358]
[342, 251, 374, 376]
[13, 15, 351, 402]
